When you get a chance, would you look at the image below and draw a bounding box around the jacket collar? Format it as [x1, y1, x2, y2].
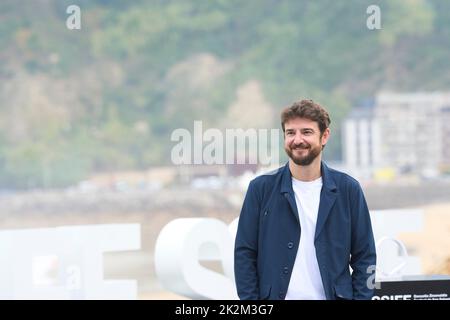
[280, 161, 337, 194]
[280, 161, 338, 235]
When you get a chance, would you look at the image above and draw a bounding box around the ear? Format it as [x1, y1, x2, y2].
[321, 128, 330, 146]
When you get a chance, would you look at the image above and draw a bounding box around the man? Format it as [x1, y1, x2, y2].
[234, 99, 376, 300]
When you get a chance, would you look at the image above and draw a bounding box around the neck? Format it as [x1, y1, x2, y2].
[289, 156, 322, 181]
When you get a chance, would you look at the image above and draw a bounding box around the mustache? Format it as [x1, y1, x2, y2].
[291, 143, 310, 149]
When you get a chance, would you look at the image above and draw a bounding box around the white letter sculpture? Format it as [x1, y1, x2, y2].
[0, 224, 140, 299]
[155, 218, 238, 299]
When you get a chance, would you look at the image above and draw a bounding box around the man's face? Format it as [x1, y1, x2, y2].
[283, 117, 330, 166]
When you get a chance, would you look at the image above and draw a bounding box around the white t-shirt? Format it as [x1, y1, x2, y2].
[285, 176, 327, 300]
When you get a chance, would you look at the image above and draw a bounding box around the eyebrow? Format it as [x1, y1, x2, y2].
[285, 128, 315, 132]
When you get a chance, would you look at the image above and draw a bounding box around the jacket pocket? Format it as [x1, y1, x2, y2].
[259, 284, 272, 300]
[334, 283, 353, 300]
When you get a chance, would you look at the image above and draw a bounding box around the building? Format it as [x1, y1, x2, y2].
[343, 92, 450, 179]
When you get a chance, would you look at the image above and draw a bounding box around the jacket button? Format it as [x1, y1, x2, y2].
[287, 242, 293, 249]
[283, 267, 289, 274]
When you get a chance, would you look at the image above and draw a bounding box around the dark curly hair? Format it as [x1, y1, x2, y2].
[281, 99, 331, 135]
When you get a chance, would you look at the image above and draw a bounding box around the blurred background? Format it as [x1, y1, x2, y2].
[0, 0, 449, 299]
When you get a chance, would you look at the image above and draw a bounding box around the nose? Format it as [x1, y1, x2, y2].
[293, 131, 304, 145]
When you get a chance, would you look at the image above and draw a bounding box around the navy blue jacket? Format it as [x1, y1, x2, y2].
[234, 162, 376, 300]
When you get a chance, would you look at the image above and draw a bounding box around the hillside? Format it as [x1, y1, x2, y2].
[1, 0, 450, 189]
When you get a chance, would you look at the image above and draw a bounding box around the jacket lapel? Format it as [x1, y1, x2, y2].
[280, 161, 338, 233]
[280, 163, 300, 224]
[315, 162, 338, 240]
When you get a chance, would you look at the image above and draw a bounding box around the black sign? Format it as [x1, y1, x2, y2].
[373, 280, 450, 300]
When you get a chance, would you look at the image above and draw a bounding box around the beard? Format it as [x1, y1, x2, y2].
[284, 142, 322, 166]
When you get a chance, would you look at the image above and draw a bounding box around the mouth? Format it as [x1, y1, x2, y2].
[292, 146, 309, 151]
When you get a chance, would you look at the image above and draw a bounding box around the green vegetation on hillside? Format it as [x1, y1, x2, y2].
[1, 0, 449, 189]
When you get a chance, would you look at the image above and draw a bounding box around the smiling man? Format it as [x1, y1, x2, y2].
[234, 99, 376, 300]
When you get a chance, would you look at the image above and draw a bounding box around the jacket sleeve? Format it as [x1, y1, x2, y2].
[349, 181, 377, 300]
[234, 180, 261, 300]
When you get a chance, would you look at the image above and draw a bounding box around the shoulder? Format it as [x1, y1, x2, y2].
[326, 166, 362, 190]
[248, 166, 284, 192]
